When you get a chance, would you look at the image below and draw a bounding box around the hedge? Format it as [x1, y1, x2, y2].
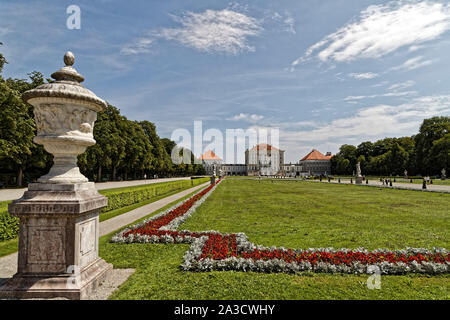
[0, 201, 18, 241]
[0, 177, 209, 242]
[99, 178, 209, 213]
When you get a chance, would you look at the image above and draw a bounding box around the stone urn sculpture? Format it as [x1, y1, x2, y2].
[0, 52, 112, 299]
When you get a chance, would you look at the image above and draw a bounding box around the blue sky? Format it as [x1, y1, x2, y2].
[1, 0, 450, 162]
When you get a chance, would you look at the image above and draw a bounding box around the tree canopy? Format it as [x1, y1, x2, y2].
[0, 47, 204, 186]
[331, 117, 449, 176]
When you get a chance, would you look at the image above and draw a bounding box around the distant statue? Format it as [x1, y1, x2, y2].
[356, 162, 362, 177]
[442, 168, 446, 180]
[212, 164, 217, 176]
[355, 162, 363, 184]
[404, 169, 408, 178]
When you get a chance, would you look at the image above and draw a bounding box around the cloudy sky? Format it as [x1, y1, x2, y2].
[1, 0, 450, 162]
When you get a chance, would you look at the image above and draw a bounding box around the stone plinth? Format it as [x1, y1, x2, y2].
[210, 176, 216, 185]
[0, 183, 112, 300]
[355, 176, 363, 184]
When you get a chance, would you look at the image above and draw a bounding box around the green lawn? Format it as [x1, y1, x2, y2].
[182, 179, 449, 250]
[99, 179, 450, 300]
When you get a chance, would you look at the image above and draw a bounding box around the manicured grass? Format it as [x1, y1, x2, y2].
[0, 238, 18, 258]
[182, 179, 449, 250]
[99, 179, 449, 300]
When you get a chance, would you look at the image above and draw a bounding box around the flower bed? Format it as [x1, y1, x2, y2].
[111, 179, 450, 275]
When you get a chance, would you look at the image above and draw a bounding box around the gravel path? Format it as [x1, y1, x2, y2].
[0, 177, 194, 201]
[0, 182, 209, 298]
[99, 182, 209, 236]
[324, 179, 450, 192]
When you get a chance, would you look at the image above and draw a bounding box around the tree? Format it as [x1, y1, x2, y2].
[121, 120, 152, 180]
[0, 43, 6, 74]
[429, 133, 450, 175]
[81, 104, 126, 181]
[356, 141, 374, 159]
[415, 117, 450, 175]
[139, 120, 173, 177]
[0, 71, 50, 186]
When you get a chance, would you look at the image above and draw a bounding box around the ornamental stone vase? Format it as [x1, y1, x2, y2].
[0, 52, 112, 300]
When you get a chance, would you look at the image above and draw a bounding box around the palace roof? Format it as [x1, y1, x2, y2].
[200, 150, 222, 160]
[301, 149, 332, 161]
[249, 143, 281, 151]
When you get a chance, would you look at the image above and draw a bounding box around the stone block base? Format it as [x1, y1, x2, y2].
[355, 176, 363, 184]
[0, 258, 112, 300]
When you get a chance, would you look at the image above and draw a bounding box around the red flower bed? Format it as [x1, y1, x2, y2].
[123, 182, 217, 239]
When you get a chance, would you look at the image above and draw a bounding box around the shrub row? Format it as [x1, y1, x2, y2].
[99, 178, 209, 213]
[0, 177, 209, 242]
[0, 201, 18, 241]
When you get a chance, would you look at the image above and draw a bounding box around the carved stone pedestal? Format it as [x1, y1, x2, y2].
[355, 176, 363, 184]
[0, 183, 112, 299]
[210, 176, 216, 185]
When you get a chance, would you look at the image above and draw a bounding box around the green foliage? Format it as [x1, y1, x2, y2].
[78, 104, 204, 182]
[0, 70, 51, 186]
[332, 117, 449, 176]
[0, 43, 6, 75]
[0, 201, 19, 241]
[415, 117, 450, 175]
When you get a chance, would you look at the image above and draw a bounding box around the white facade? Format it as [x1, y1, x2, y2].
[245, 144, 285, 176]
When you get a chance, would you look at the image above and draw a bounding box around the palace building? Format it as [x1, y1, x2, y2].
[298, 149, 332, 176]
[200, 150, 222, 175]
[245, 144, 285, 176]
[201, 146, 332, 176]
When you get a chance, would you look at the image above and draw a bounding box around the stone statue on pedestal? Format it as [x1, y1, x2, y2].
[355, 162, 363, 184]
[442, 168, 447, 180]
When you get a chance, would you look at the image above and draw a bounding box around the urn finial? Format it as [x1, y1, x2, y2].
[64, 51, 75, 66]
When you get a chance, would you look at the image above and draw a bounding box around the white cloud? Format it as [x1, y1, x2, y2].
[121, 38, 154, 55]
[293, 1, 450, 65]
[388, 80, 415, 91]
[392, 56, 435, 71]
[281, 95, 450, 144]
[344, 91, 417, 101]
[283, 15, 296, 34]
[228, 113, 264, 122]
[153, 9, 262, 54]
[349, 72, 378, 80]
[408, 44, 425, 52]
